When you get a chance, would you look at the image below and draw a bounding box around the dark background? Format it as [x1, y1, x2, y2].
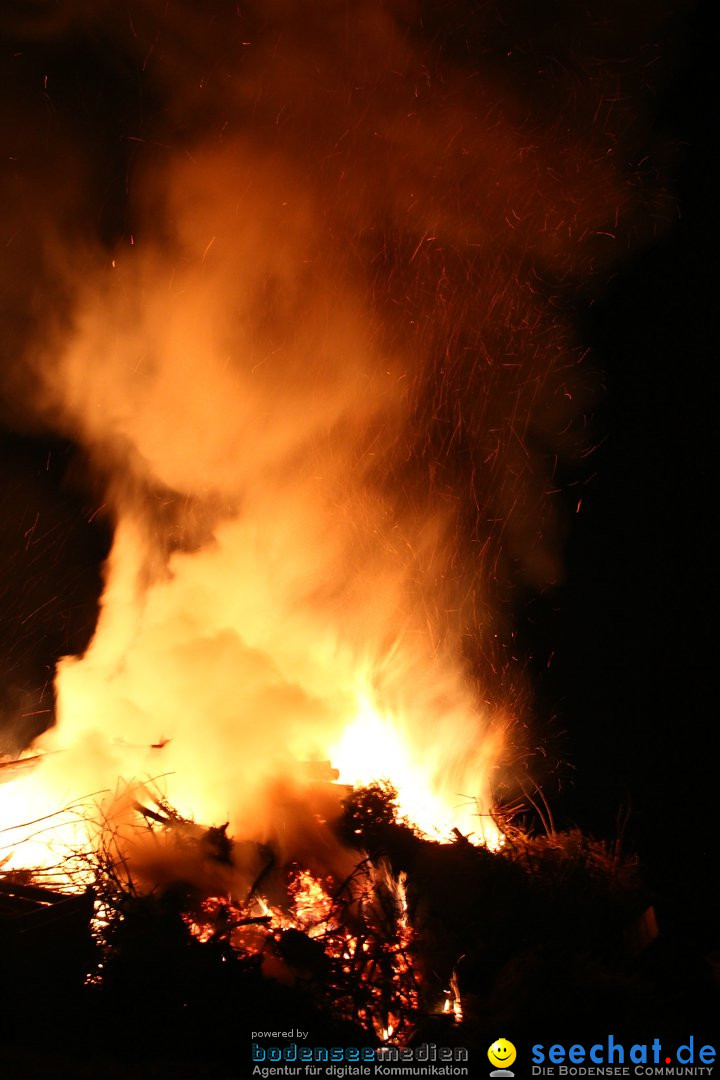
[519, 2, 715, 947]
[0, 1, 714, 949]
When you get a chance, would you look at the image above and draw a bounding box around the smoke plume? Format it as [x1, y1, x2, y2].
[0, 1, 673, 859]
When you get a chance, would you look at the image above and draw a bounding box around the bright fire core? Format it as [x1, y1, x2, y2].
[0, 495, 505, 880]
[0, 660, 502, 883]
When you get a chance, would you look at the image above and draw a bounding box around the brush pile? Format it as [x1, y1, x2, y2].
[1, 784, 717, 1076]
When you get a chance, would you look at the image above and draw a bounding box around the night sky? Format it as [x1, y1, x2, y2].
[523, 3, 715, 946]
[0, 2, 714, 949]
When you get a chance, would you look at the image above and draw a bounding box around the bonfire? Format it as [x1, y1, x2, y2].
[0, 1, 715, 1076]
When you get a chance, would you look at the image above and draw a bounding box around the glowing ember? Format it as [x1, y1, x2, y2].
[173, 858, 422, 1041]
[288, 868, 334, 932]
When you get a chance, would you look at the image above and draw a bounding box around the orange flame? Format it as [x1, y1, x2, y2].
[0, 0, 631, 881]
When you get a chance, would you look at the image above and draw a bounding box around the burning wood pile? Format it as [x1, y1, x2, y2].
[5, 776, 716, 1076]
[0, 3, 716, 1074]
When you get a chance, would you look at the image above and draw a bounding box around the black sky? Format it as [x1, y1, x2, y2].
[519, 0, 715, 945]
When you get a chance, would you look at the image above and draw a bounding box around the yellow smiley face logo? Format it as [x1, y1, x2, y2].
[488, 1039, 517, 1069]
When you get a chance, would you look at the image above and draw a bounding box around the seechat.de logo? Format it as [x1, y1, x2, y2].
[489, 1038, 517, 1077]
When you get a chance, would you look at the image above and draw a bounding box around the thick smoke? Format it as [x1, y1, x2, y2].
[0, 1, 673, 862]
